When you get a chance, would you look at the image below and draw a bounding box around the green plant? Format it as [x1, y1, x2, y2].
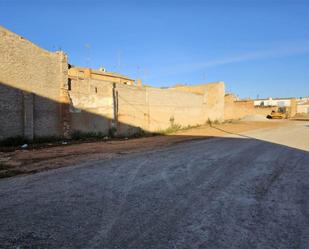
[158, 123, 182, 135]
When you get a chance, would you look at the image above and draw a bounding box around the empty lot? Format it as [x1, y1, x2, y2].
[0, 121, 309, 249]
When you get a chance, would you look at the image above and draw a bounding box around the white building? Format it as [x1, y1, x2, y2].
[254, 97, 292, 107]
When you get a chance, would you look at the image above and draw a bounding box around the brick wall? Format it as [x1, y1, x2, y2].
[0, 26, 68, 140]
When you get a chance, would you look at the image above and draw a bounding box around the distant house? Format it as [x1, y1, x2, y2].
[253, 97, 293, 107]
[68, 66, 136, 86]
[253, 97, 299, 116]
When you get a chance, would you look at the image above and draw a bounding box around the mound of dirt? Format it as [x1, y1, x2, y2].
[241, 114, 269, 121]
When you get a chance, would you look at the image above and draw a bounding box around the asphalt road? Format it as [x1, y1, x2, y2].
[1, 121, 309, 249]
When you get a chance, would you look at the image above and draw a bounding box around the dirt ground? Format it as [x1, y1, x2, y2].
[0, 120, 285, 178]
[291, 113, 309, 120]
[1, 120, 308, 249]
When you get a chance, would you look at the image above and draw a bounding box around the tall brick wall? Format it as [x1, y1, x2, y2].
[0, 26, 68, 140]
[0, 84, 24, 139]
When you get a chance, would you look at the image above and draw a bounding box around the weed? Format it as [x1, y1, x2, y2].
[206, 119, 221, 126]
[157, 123, 182, 135]
[206, 119, 213, 126]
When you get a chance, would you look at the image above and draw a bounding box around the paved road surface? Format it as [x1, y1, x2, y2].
[1, 121, 309, 249]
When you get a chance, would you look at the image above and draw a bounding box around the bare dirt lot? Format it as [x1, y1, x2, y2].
[0, 121, 283, 177]
[1, 120, 308, 249]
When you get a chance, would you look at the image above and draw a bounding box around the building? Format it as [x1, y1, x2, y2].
[253, 97, 298, 117]
[253, 97, 293, 107]
[0, 25, 225, 141]
[68, 67, 136, 86]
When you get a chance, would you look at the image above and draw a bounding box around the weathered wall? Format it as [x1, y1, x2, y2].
[68, 67, 135, 85]
[224, 94, 275, 120]
[116, 84, 148, 135]
[0, 26, 226, 140]
[116, 85, 209, 134]
[116, 83, 225, 134]
[0, 26, 68, 140]
[68, 78, 114, 134]
[169, 82, 225, 122]
[147, 87, 207, 131]
[67, 79, 225, 136]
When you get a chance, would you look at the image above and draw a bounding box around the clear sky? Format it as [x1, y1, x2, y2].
[1, 0, 308, 98]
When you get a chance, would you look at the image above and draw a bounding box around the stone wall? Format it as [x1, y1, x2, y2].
[0, 26, 68, 140]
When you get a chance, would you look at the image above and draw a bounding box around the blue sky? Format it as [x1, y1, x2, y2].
[1, 0, 308, 98]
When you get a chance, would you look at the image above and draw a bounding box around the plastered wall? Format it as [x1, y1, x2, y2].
[115, 85, 207, 134]
[67, 79, 226, 136]
[112, 82, 224, 135]
[68, 78, 114, 133]
[170, 82, 225, 122]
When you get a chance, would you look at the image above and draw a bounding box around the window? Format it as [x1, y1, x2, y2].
[68, 79, 72, 91]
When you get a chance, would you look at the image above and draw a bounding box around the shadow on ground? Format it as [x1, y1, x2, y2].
[0, 133, 308, 249]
